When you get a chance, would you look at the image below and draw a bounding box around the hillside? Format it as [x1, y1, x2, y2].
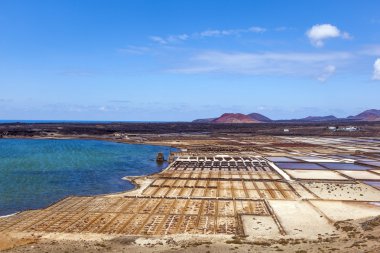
[348, 109, 380, 121]
[211, 113, 260, 123]
[298, 115, 338, 122]
[247, 113, 272, 122]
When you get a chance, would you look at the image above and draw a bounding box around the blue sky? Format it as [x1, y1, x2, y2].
[0, 0, 380, 121]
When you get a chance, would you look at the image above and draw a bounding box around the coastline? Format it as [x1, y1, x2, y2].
[0, 213, 19, 219]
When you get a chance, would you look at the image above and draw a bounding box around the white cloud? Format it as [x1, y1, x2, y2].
[167, 34, 189, 42]
[248, 26, 266, 33]
[306, 24, 351, 47]
[197, 26, 266, 38]
[317, 65, 336, 82]
[373, 58, 380, 80]
[168, 51, 351, 79]
[199, 30, 218, 37]
[360, 45, 380, 56]
[118, 45, 150, 54]
[149, 34, 189, 44]
[199, 29, 231, 37]
[150, 26, 266, 44]
[149, 36, 167, 44]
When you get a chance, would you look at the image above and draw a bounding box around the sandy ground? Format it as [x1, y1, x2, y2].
[0, 233, 36, 251]
[2, 215, 380, 253]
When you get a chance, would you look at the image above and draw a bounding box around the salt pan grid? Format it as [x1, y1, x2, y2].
[0, 196, 269, 236]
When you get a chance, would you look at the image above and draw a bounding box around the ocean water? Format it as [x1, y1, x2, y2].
[0, 120, 172, 123]
[0, 139, 175, 216]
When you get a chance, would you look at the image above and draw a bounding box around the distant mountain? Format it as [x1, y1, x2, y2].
[298, 115, 338, 122]
[247, 113, 272, 122]
[192, 109, 380, 123]
[211, 113, 260, 123]
[347, 109, 380, 121]
[192, 118, 215, 123]
[193, 112, 270, 124]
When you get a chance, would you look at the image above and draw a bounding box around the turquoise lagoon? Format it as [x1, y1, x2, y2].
[0, 139, 174, 215]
